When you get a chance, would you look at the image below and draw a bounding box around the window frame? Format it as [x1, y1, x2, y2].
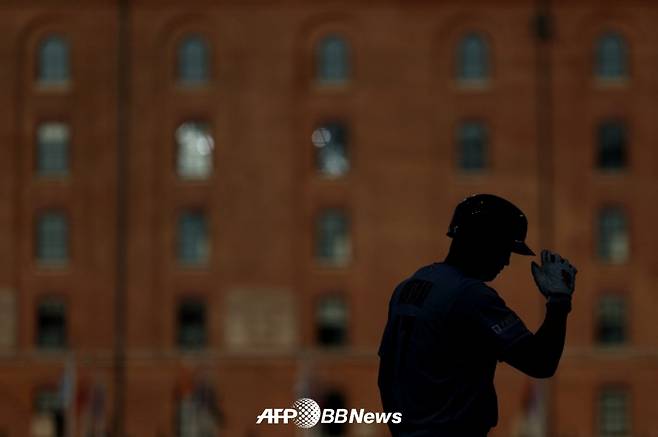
[597, 384, 632, 437]
[314, 208, 352, 268]
[176, 296, 208, 350]
[596, 119, 628, 172]
[35, 33, 71, 88]
[594, 31, 630, 83]
[174, 120, 215, 181]
[35, 296, 68, 350]
[35, 119, 72, 178]
[455, 32, 491, 86]
[314, 292, 350, 348]
[456, 118, 489, 172]
[34, 209, 70, 268]
[314, 33, 352, 86]
[595, 292, 629, 347]
[176, 208, 211, 267]
[596, 206, 630, 264]
[311, 119, 351, 179]
[176, 33, 212, 87]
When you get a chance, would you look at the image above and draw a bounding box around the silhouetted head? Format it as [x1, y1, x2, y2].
[445, 194, 534, 281]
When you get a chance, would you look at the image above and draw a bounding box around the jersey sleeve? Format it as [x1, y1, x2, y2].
[456, 282, 532, 361]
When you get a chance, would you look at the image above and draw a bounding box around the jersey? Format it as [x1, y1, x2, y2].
[377, 262, 532, 436]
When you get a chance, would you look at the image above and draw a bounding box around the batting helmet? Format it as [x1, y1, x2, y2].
[447, 194, 535, 256]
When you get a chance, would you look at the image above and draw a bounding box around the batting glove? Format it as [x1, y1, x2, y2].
[531, 249, 577, 299]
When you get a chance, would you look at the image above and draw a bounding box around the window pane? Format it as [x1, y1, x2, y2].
[316, 35, 350, 84]
[36, 212, 68, 264]
[178, 35, 210, 84]
[38, 36, 70, 84]
[457, 33, 489, 80]
[597, 295, 627, 345]
[316, 210, 350, 266]
[37, 122, 69, 176]
[33, 388, 65, 437]
[322, 391, 346, 436]
[598, 122, 627, 170]
[596, 33, 628, 79]
[316, 295, 348, 346]
[599, 388, 629, 437]
[178, 299, 206, 349]
[313, 123, 349, 177]
[176, 122, 214, 179]
[178, 212, 209, 265]
[36, 300, 66, 349]
[598, 208, 628, 263]
[34, 389, 61, 415]
[458, 121, 487, 170]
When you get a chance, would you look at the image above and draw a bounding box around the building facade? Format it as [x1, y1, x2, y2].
[0, 0, 657, 436]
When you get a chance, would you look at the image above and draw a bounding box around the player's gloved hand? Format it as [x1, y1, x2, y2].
[531, 250, 577, 300]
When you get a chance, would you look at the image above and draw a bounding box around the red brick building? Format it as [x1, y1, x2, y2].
[0, 1, 657, 436]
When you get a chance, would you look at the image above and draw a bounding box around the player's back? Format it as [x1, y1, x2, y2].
[377, 262, 498, 436]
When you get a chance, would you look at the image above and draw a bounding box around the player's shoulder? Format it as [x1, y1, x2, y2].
[413, 263, 490, 289]
[461, 279, 499, 297]
[410, 262, 464, 284]
[453, 277, 504, 310]
[397, 262, 504, 299]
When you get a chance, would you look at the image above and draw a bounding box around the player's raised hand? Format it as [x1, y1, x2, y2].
[531, 250, 577, 299]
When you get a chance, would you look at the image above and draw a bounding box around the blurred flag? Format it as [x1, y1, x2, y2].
[294, 358, 316, 437]
[58, 358, 76, 411]
[195, 379, 223, 436]
[80, 381, 107, 437]
[295, 357, 315, 399]
[57, 358, 76, 437]
[513, 379, 545, 437]
[177, 370, 223, 437]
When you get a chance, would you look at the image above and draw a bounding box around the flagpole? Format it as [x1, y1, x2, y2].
[68, 371, 75, 437]
[59, 355, 77, 437]
[295, 350, 311, 437]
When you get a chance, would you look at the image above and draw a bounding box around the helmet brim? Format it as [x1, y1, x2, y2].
[512, 241, 535, 256]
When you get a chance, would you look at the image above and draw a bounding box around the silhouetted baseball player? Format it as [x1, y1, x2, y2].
[377, 194, 577, 436]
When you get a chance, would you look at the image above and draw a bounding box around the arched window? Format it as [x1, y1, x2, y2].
[457, 33, 489, 81]
[598, 207, 629, 263]
[316, 35, 350, 84]
[37, 35, 70, 84]
[178, 35, 210, 84]
[457, 121, 487, 170]
[597, 120, 627, 170]
[595, 32, 628, 79]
